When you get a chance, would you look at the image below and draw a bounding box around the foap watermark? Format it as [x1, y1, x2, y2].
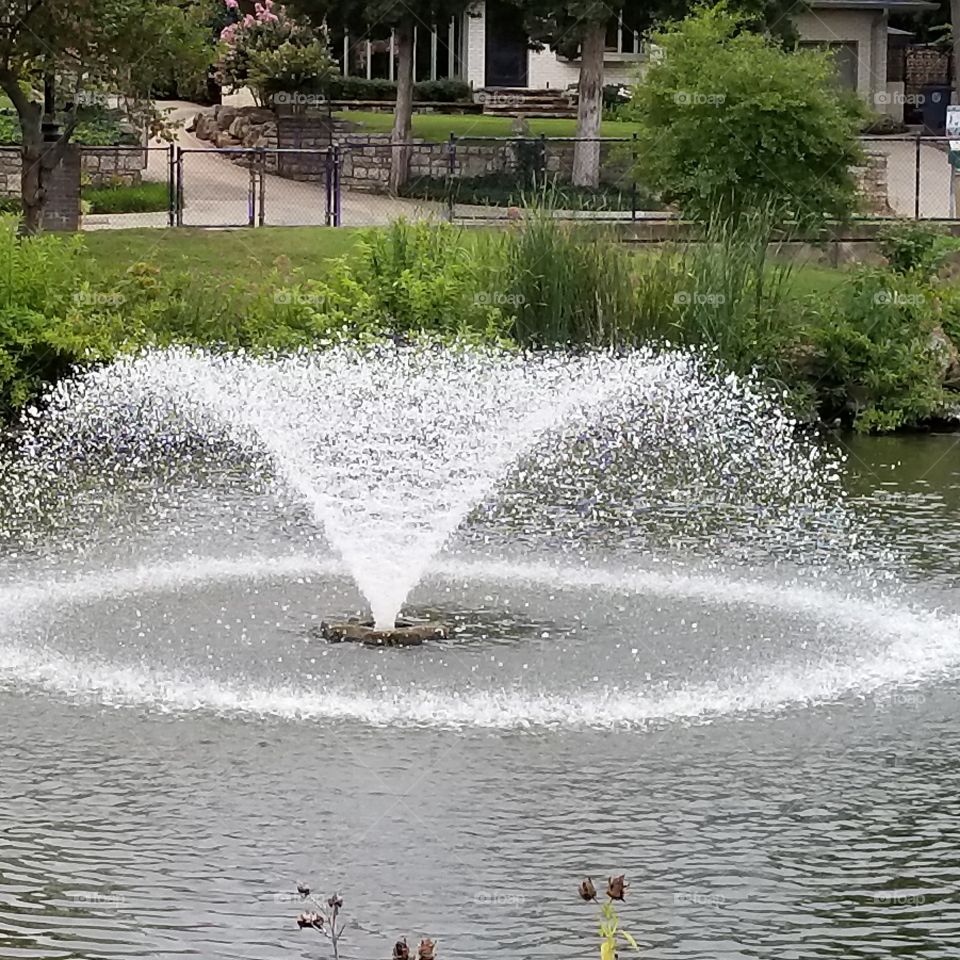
[474, 892, 528, 907]
[72, 892, 127, 908]
[475, 91, 523, 109]
[674, 91, 726, 107]
[874, 91, 927, 108]
[871, 892, 926, 906]
[673, 890, 726, 910]
[674, 291, 726, 307]
[272, 91, 326, 107]
[873, 290, 925, 307]
[73, 289, 125, 307]
[274, 290, 324, 306]
[475, 290, 525, 307]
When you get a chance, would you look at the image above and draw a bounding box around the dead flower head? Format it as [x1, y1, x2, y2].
[579, 877, 598, 901]
[297, 912, 324, 930]
[607, 875, 628, 901]
[418, 937, 436, 960]
[393, 938, 410, 960]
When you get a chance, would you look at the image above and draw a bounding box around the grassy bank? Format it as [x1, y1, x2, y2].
[4, 217, 958, 433]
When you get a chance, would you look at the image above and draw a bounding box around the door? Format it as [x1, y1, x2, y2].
[485, 0, 528, 87]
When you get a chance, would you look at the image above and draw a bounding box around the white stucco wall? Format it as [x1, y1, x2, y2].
[527, 49, 645, 89]
[793, 8, 887, 107]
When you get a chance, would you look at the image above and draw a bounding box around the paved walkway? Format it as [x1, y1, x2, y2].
[867, 136, 954, 219]
[82, 101, 450, 230]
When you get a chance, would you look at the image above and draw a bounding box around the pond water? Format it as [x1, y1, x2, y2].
[2, 351, 960, 960]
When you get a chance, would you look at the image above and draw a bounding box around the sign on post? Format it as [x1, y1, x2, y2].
[947, 105, 960, 218]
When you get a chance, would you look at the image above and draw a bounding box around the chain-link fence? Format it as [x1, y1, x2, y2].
[6, 134, 952, 230]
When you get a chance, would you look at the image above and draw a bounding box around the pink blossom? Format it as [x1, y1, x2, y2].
[224, 0, 238, 8]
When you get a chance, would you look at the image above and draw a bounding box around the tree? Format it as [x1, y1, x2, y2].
[287, 0, 471, 193]
[514, 0, 805, 188]
[623, 4, 864, 227]
[0, 0, 212, 233]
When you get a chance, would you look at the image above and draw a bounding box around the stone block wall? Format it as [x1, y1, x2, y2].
[0, 145, 147, 197]
[854, 150, 894, 217]
[81, 147, 148, 187]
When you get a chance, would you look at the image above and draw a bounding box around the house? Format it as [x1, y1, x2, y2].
[338, 0, 940, 122]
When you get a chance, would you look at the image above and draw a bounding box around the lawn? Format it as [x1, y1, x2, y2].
[81, 225, 846, 301]
[83, 226, 362, 281]
[335, 111, 643, 141]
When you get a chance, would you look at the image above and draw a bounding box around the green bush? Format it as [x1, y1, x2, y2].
[0, 217, 132, 418]
[0, 104, 138, 146]
[323, 76, 472, 102]
[877, 221, 960, 278]
[623, 4, 864, 227]
[803, 268, 947, 431]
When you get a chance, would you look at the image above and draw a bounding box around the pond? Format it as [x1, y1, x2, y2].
[1, 350, 958, 960]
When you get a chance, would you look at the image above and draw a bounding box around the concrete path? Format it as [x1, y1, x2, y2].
[82, 100, 451, 230]
[867, 137, 954, 219]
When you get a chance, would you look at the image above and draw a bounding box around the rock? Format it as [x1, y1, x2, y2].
[186, 113, 198, 133]
[215, 131, 240, 148]
[228, 116, 249, 139]
[214, 105, 240, 128]
[929, 325, 960, 387]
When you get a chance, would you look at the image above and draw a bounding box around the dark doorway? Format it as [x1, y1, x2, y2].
[485, 0, 528, 87]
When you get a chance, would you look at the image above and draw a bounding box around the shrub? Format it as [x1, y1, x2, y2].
[323, 76, 473, 102]
[804, 268, 947, 431]
[0, 217, 131, 417]
[877, 221, 960, 278]
[248, 39, 336, 97]
[624, 4, 864, 227]
[82, 181, 170, 214]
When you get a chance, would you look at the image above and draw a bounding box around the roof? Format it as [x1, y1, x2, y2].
[810, 0, 939, 10]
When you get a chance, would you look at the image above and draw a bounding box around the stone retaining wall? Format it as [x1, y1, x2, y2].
[0, 145, 147, 198]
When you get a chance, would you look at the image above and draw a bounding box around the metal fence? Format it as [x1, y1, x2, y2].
[38, 135, 960, 230]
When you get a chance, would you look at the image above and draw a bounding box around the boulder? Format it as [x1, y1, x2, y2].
[930, 325, 960, 387]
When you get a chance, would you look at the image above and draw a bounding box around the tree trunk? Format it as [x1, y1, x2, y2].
[572, 19, 606, 188]
[20, 135, 46, 234]
[389, 16, 415, 195]
[952, 0, 960, 104]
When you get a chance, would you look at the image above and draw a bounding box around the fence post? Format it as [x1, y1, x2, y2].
[914, 134, 921, 221]
[175, 147, 184, 227]
[630, 132, 637, 223]
[325, 147, 334, 226]
[258, 149, 266, 227]
[539, 132, 546, 185]
[167, 143, 176, 228]
[333, 143, 342, 227]
[447, 132, 456, 223]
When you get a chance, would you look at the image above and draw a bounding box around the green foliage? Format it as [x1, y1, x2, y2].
[877, 221, 960, 279]
[803, 268, 947, 431]
[656, 210, 798, 375]
[624, 4, 865, 227]
[0, 217, 127, 418]
[399, 172, 655, 212]
[0, 104, 138, 146]
[82, 181, 170, 214]
[596, 901, 640, 960]
[248, 39, 336, 97]
[282, 220, 509, 342]
[489, 192, 639, 346]
[324, 76, 473, 102]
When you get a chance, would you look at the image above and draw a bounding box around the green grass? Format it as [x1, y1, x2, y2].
[82, 226, 362, 282]
[335, 110, 642, 140]
[80, 225, 849, 299]
[83, 181, 171, 214]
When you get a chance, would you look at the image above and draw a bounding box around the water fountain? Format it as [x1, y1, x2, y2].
[4, 344, 960, 960]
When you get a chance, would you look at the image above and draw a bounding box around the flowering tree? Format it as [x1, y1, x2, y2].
[0, 0, 212, 233]
[217, 0, 334, 102]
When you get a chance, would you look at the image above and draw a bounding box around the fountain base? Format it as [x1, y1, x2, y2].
[319, 618, 449, 647]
